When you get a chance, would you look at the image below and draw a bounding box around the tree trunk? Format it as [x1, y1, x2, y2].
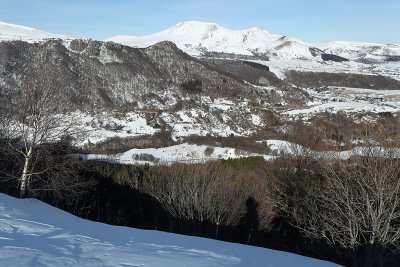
[20, 148, 32, 198]
[215, 223, 219, 239]
[354, 244, 386, 267]
[247, 228, 253, 245]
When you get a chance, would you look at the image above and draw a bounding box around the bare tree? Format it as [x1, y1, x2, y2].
[3, 70, 80, 197]
[141, 161, 276, 239]
[277, 144, 400, 267]
[0, 94, 21, 185]
[142, 163, 248, 235]
[143, 164, 215, 222]
[203, 171, 246, 238]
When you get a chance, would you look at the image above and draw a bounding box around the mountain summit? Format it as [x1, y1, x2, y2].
[106, 21, 316, 60]
[107, 21, 400, 61]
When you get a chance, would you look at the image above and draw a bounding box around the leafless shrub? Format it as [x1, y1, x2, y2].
[142, 164, 233, 221]
[103, 121, 124, 131]
[133, 153, 157, 162]
[204, 146, 214, 157]
[185, 135, 271, 155]
[275, 128, 400, 267]
[237, 174, 275, 231]
[27, 143, 96, 201]
[139, 158, 276, 238]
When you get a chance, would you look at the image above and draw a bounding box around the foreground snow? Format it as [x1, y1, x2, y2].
[0, 194, 341, 267]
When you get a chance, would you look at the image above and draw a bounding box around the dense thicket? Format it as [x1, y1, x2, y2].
[0, 147, 339, 264]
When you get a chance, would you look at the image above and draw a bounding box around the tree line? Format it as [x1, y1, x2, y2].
[1, 136, 400, 266]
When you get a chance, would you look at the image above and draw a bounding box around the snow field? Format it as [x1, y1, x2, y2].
[0, 193, 342, 267]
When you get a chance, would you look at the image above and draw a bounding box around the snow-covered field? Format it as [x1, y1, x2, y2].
[82, 143, 271, 165]
[285, 101, 399, 117]
[263, 140, 400, 161]
[80, 139, 400, 166]
[254, 58, 400, 81]
[283, 86, 400, 119]
[0, 193, 341, 267]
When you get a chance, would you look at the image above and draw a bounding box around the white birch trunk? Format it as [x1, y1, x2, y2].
[20, 148, 32, 198]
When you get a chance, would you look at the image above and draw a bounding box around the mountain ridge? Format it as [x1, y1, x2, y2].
[106, 20, 317, 60]
[106, 21, 400, 61]
[1, 20, 399, 62]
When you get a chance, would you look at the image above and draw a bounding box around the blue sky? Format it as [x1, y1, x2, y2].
[0, 0, 399, 43]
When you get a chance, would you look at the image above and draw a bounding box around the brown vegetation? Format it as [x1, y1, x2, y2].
[286, 71, 400, 90]
[184, 135, 271, 155]
[274, 127, 400, 267]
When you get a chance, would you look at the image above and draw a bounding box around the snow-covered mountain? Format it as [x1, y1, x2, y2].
[107, 21, 400, 62]
[0, 21, 70, 42]
[318, 41, 400, 61]
[0, 193, 341, 267]
[107, 21, 320, 60]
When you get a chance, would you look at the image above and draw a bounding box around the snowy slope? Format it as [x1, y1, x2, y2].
[318, 41, 400, 60]
[0, 21, 70, 42]
[0, 193, 341, 267]
[107, 21, 319, 60]
[107, 20, 400, 68]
